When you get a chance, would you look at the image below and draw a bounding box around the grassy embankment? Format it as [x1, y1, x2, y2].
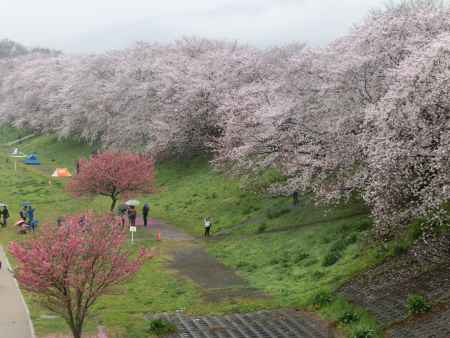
[0, 126, 392, 337]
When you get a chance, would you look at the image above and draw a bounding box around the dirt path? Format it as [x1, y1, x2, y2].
[145, 218, 338, 337]
[0, 246, 35, 338]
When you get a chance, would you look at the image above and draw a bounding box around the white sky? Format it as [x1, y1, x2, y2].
[0, 0, 393, 53]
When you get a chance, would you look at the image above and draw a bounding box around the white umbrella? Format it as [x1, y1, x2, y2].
[125, 200, 140, 206]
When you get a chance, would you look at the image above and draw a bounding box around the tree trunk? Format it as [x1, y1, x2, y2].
[70, 325, 82, 338]
[110, 197, 117, 212]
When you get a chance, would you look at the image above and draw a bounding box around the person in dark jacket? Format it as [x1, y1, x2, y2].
[19, 206, 27, 221]
[1, 206, 9, 227]
[127, 206, 137, 227]
[142, 203, 150, 227]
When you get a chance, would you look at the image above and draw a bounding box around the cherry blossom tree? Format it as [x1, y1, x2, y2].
[9, 213, 151, 338]
[0, 0, 449, 243]
[67, 151, 155, 211]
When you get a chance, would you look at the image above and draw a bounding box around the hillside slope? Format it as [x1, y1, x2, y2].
[3, 127, 447, 337]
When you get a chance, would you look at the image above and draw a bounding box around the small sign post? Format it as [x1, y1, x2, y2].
[129, 226, 137, 243]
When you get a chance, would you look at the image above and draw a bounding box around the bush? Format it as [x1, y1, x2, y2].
[322, 250, 341, 267]
[357, 220, 373, 231]
[147, 319, 177, 336]
[312, 291, 333, 308]
[311, 270, 325, 279]
[392, 241, 409, 256]
[338, 311, 360, 324]
[350, 328, 376, 338]
[256, 223, 267, 234]
[406, 294, 432, 315]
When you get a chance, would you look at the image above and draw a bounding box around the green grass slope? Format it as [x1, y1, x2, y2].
[0, 127, 385, 337]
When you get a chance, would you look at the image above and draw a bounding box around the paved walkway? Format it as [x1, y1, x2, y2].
[154, 309, 332, 338]
[144, 219, 337, 337]
[0, 246, 35, 338]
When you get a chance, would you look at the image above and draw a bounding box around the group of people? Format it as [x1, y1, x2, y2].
[0, 203, 38, 233]
[118, 203, 150, 227]
[18, 204, 38, 232]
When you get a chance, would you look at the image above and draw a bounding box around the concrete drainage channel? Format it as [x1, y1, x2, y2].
[148, 309, 333, 338]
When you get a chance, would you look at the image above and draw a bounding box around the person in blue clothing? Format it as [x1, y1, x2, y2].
[27, 205, 35, 224]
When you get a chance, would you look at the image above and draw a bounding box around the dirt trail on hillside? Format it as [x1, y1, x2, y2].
[143, 218, 338, 337]
[143, 218, 266, 302]
[0, 246, 34, 338]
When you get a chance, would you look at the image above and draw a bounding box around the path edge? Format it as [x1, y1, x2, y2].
[0, 245, 36, 338]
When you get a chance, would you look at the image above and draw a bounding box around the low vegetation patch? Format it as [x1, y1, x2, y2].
[147, 319, 177, 336]
[406, 294, 432, 315]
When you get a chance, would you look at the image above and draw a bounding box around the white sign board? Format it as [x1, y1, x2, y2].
[129, 226, 137, 232]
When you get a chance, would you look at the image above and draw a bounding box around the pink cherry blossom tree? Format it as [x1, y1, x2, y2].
[67, 151, 155, 211]
[9, 213, 151, 338]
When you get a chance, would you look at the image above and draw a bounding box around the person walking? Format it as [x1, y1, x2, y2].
[142, 203, 150, 227]
[203, 217, 212, 239]
[1, 206, 9, 227]
[127, 205, 137, 227]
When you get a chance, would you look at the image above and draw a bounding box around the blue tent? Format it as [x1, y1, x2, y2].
[23, 153, 40, 165]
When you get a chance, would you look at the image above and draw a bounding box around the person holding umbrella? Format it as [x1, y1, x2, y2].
[127, 206, 137, 227]
[126, 200, 139, 227]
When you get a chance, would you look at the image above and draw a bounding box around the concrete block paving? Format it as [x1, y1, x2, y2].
[153, 309, 330, 338]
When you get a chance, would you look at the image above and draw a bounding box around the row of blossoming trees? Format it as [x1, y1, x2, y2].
[0, 1, 448, 242]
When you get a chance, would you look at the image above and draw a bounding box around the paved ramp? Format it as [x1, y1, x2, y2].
[0, 246, 35, 338]
[153, 309, 331, 338]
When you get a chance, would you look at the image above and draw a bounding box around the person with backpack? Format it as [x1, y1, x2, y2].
[142, 203, 150, 227]
[203, 217, 212, 238]
[127, 205, 137, 227]
[1, 206, 9, 227]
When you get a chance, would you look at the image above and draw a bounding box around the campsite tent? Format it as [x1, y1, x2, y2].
[10, 148, 25, 157]
[23, 154, 40, 165]
[51, 168, 72, 177]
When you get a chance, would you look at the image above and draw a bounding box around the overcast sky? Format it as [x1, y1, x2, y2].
[1, 0, 393, 54]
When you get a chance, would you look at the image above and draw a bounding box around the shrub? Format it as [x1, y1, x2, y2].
[322, 250, 342, 267]
[311, 270, 325, 279]
[147, 319, 177, 336]
[346, 233, 358, 245]
[256, 223, 267, 234]
[406, 294, 432, 315]
[312, 291, 333, 308]
[350, 328, 376, 338]
[392, 241, 409, 256]
[357, 220, 373, 231]
[338, 311, 360, 324]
